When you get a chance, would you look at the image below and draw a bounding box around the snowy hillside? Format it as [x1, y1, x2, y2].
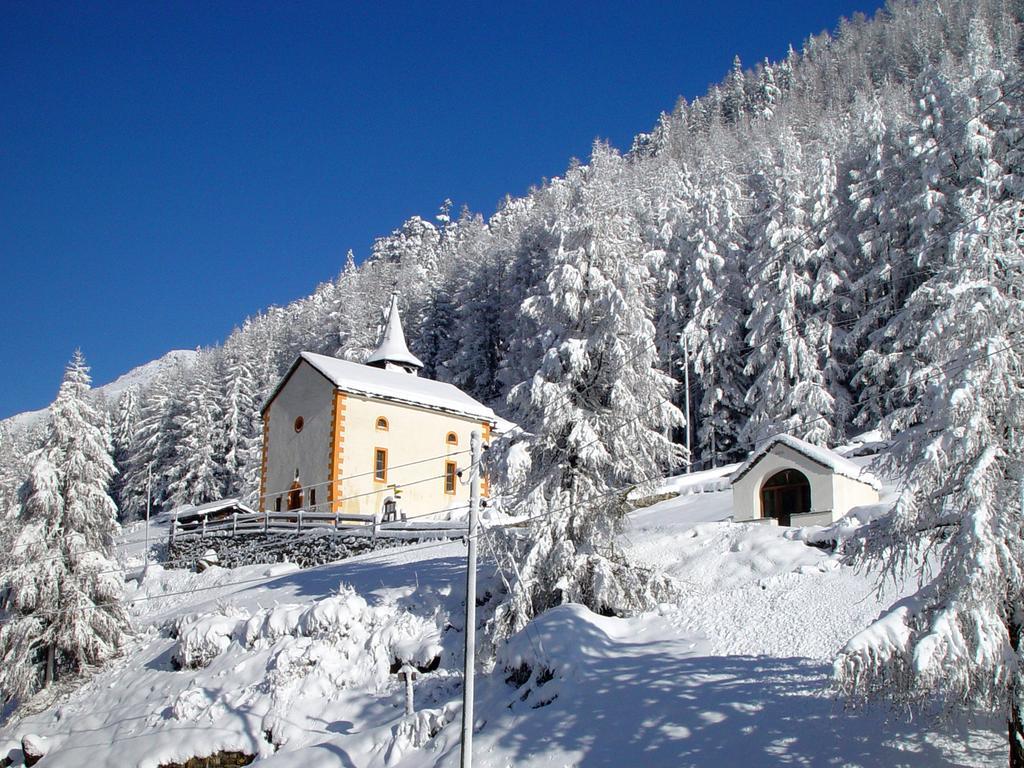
[0, 461, 1003, 767]
[1, 349, 197, 433]
[0, 1, 1020, 764]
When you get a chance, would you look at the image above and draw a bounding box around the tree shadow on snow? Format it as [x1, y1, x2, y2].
[481, 614, 992, 767]
[238, 553, 467, 605]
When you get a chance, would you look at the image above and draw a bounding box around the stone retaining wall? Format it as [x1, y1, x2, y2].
[167, 529, 402, 569]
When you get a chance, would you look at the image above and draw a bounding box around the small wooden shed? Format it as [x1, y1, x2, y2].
[730, 434, 880, 527]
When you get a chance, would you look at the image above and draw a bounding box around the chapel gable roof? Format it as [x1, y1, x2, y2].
[730, 433, 880, 489]
[261, 351, 497, 423]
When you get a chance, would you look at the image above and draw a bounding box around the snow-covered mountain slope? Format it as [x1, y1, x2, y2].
[1, 349, 197, 433]
[0, 467, 1004, 767]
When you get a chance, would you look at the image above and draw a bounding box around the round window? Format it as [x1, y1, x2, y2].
[294, 416, 304, 433]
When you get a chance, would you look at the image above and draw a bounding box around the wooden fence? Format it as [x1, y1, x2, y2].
[170, 508, 468, 544]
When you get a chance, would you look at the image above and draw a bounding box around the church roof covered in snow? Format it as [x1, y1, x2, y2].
[364, 292, 424, 371]
[730, 433, 880, 489]
[262, 351, 497, 423]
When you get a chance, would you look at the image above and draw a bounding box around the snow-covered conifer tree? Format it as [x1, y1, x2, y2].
[216, 339, 262, 501]
[495, 144, 683, 640]
[0, 352, 129, 700]
[109, 385, 139, 517]
[683, 165, 750, 467]
[851, 68, 960, 425]
[836, 33, 1024, 764]
[121, 362, 187, 517]
[167, 356, 224, 507]
[741, 130, 840, 447]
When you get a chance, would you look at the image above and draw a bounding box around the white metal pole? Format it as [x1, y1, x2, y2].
[144, 464, 152, 575]
[683, 334, 692, 474]
[460, 430, 481, 768]
[400, 665, 416, 717]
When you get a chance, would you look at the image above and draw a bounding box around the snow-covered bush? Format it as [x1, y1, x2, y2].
[171, 583, 441, 679]
[173, 606, 250, 669]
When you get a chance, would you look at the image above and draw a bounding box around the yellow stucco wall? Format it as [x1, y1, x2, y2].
[261, 359, 492, 521]
[336, 393, 489, 521]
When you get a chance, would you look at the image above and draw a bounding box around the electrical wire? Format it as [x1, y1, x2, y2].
[5, 330, 1021, 625]
[3, 79, 1020, 622]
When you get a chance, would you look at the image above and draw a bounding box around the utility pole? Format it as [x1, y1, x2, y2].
[460, 430, 481, 768]
[682, 334, 692, 474]
[144, 463, 153, 576]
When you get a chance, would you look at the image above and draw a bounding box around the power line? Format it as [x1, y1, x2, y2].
[6, 333, 1021, 625]
[5, 77, 1019, 626]
[259, 448, 470, 500]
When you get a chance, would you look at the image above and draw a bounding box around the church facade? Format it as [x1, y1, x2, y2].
[258, 294, 496, 522]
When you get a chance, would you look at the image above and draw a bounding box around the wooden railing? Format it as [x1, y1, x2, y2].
[170, 508, 467, 544]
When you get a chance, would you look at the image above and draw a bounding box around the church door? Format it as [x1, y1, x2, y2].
[760, 469, 810, 526]
[287, 480, 304, 511]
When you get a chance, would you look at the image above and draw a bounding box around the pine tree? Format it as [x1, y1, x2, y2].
[851, 68, 961, 425]
[683, 165, 749, 466]
[121, 362, 187, 518]
[836, 25, 1024, 766]
[741, 131, 839, 447]
[167, 356, 224, 507]
[217, 339, 261, 501]
[109, 385, 139, 518]
[0, 352, 129, 701]
[495, 144, 683, 640]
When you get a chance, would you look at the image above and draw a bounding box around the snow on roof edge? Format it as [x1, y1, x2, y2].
[730, 433, 881, 490]
[260, 352, 498, 425]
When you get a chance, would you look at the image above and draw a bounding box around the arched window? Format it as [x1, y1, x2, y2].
[376, 417, 389, 431]
[293, 416, 304, 433]
[760, 469, 811, 527]
[446, 432, 458, 446]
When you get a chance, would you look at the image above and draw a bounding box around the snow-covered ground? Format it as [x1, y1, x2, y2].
[0, 462, 1005, 767]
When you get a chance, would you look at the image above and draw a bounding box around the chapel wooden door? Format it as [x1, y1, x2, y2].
[287, 480, 303, 511]
[760, 469, 810, 526]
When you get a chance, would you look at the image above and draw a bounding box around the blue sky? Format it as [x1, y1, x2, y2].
[1, 0, 884, 419]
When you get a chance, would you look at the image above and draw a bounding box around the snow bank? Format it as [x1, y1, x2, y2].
[173, 583, 441, 679]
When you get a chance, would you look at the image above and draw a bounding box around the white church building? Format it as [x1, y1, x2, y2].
[258, 293, 497, 522]
[730, 434, 880, 527]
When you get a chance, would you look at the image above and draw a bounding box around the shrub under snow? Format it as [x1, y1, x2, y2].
[172, 583, 441, 677]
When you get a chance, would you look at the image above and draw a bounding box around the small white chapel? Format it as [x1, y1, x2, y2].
[258, 293, 497, 522]
[730, 434, 881, 527]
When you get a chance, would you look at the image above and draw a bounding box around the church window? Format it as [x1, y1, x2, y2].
[444, 461, 457, 494]
[376, 417, 389, 431]
[374, 448, 388, 482]
[446, 432, 458, 446]
[310, 488, 316, 507]
[294, 416, 304, 433]
[275, 497, 282, 512]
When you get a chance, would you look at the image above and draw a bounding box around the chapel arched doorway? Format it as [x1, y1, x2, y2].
[760, 468, 810, 526]
[287, 480, 304, 511]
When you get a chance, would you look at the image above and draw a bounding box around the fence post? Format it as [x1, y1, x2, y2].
[334, 510, 340, 533]
[372, 516, 377, 543]
[170, 508, 177, 547]
[265, 511, 269, 533]
[201, 515, 207, 538]
[298, 509, 303, 533]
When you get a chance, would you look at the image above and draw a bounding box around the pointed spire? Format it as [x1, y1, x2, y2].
[365, 292, 424, 375]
